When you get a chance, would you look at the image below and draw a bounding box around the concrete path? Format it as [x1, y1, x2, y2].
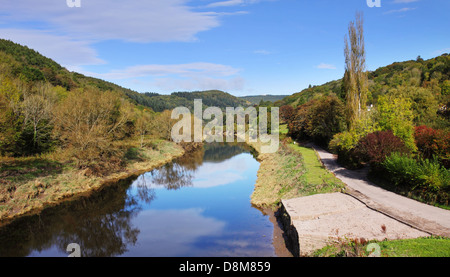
[281, 193, 429, 256]
[280, 145, 450, 256]
[311, 145, 450, 237]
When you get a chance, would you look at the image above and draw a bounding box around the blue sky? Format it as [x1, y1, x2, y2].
[1, 0, 449, 96]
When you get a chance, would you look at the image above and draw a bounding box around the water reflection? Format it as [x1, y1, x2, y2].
[0, 178, 148, 257]
[0, 143, 278, 257]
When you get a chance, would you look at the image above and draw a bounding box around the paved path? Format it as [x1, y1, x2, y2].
[311, 145, 450, 237]
[282, 193, 429, 256]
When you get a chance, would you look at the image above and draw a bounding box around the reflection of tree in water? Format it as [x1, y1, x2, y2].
[0, 177, 156, 257]
[203, 142, 255, 162]
[142, 146, 204, 190]
[143, 142, 255, 190]
[147, 163, 194, 190]
[0, 142, 258, 257]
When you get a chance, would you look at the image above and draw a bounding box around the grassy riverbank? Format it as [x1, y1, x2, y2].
[249, 126, 345, 209]
[0, 140, 185, 226]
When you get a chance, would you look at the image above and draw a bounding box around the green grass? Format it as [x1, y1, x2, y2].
[379, 237, 450, 257]
[278, 124, 289, 136]
[0, 158, 64, 185]
[288, 143, 345, 190]
[313, 237, 450, 257]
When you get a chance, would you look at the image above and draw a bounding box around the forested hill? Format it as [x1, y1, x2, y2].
[239, 95, 289, 105]
[132, 90, 249, 112]
[0, 39, 248, 112]
[280, 54, 450, 112]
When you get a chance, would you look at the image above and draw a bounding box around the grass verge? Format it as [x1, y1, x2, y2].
[249, 137, 345, 209]
[312, 236, 450, 257]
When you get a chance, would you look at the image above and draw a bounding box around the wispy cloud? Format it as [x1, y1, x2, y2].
[85, 63, 241, 80]
[0, 0, 222, 43]
[383, 7, 416, 14]
[207, 0, 245, 8]
[0, 0, 238, 70]
[79, 62, 245, 93]
[0, 28, 104, 69]
[204, 0, 274, 8]
[316, 63, 336, 70]
[433, 48, 450, 56]
[392, 0, 419, 3]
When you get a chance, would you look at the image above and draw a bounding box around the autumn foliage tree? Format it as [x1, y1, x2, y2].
[288, 95, 346, 146]
[280, 105, 295, 123]
[414, 125, 450, 168]
[53, 88, 134, 163]
[355, 130, 410, 167]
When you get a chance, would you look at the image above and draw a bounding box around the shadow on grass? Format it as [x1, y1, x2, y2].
[0, 158, 64, 186]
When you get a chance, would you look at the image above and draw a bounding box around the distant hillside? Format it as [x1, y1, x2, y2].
[0, 39, 248, 113]
[281, 54, 450, 108]
[128, 90, 248, 112]
[239, 95, 289, 105]
[281, 80, 342, 107]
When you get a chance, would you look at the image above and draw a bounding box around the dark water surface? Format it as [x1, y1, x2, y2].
[0, 143, 290, 257]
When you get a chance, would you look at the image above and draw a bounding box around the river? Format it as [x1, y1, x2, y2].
[0, 143, 291, 257]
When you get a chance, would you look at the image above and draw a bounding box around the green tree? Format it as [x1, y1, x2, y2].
[343, 12, 368, 131]
[376, 93, 417, 152]
[0, 77, 24, 156]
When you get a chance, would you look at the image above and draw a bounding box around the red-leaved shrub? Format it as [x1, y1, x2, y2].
[414, 125, 450, 168]
[355, 130, 410, 166]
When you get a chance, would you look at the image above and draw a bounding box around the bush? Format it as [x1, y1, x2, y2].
[381, 153, 421, 188]
[288, 95, 346, 146]
[329, 114, 381, 169]
[329, 131, 362, 169]
[414, 125, 450, 168]
[382, 153, 450, 205]
[355, 130, 410, 166]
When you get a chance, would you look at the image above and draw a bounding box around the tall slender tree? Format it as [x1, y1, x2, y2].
[344, 12, 368, 131]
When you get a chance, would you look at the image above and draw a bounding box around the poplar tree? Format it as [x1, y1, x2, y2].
[344, 12, 368, 131]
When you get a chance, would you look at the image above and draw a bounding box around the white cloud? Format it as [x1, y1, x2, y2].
[129, 208, 225, 256]
[205, 0, 269, 8]
[207, 0, 245, 8]
[392, 0, 419, 3]
[316, 63, 337, 70]
[1, 0, 221, 43]
[433, 48, 450, 56]
[83, 62, 241, 80]
[0, 0, 258, 92]
[158, 76, 245, 92]
[134, 155, 252, 189]
[383, 7, 416, 14]
[0, 28, 104, 69]
[79, 62, 245, 92]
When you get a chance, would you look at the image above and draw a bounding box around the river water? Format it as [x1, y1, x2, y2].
[0, 143, 291, 257]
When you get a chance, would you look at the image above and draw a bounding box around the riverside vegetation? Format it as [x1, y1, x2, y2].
[0, 39, 205, 225]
